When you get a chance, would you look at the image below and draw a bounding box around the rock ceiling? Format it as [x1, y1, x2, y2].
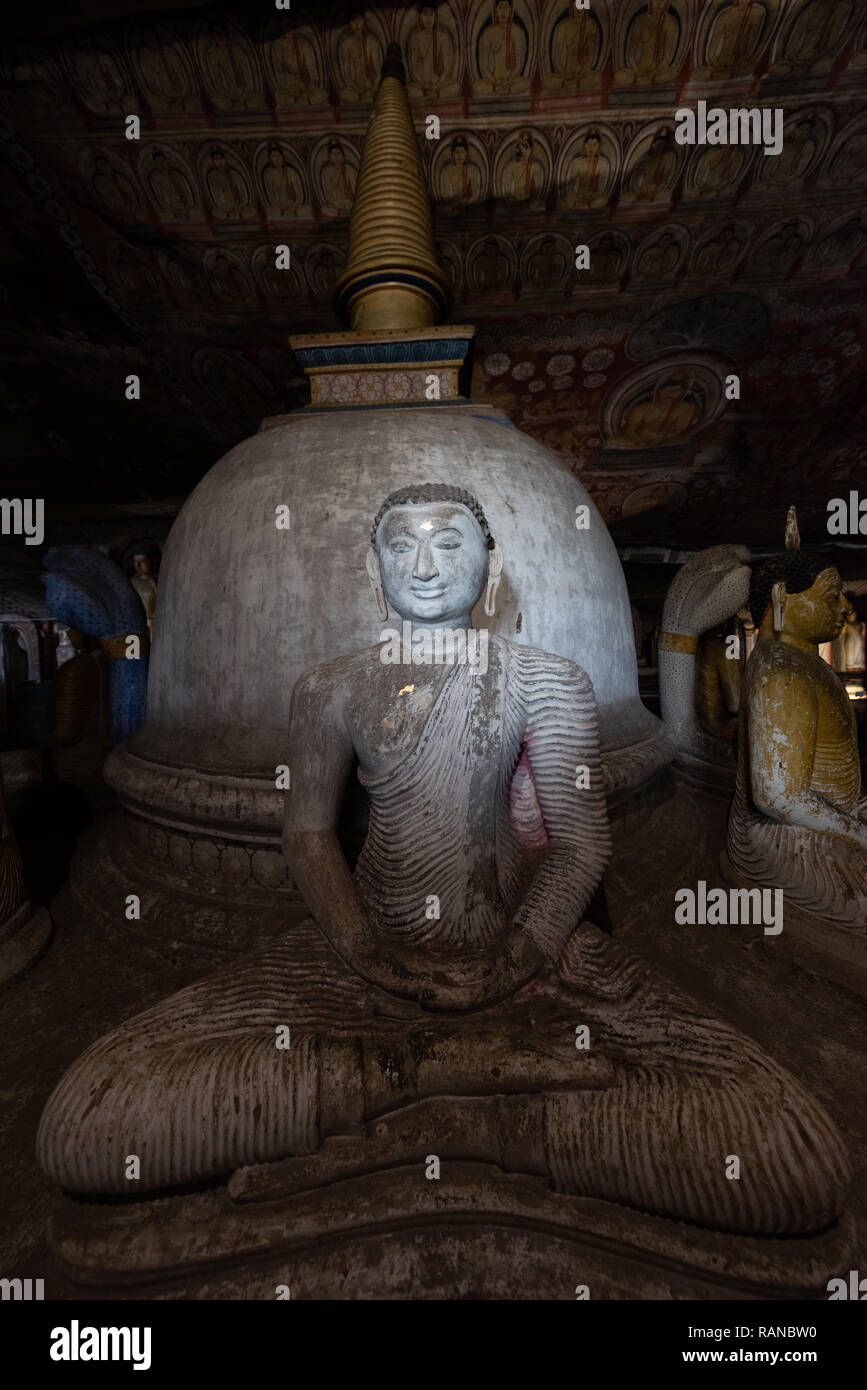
[2, 0, 867, 549]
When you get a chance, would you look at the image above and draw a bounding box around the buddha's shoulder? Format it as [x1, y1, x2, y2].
[749, 639, 826, 681]
[291, 644, 388, 699]
[493, 635, 594, 691]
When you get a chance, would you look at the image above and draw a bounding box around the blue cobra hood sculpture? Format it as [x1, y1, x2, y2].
[41, 545, 149, 746]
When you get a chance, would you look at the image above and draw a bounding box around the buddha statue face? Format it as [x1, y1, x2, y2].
[495, 1, 512, 25]
[775, 567, 848, 645]
[375, 502, 489, 624]
[453, 140, 467, 165]
[133, 553, 152, 577]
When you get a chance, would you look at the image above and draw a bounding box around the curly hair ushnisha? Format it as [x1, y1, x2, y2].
[370, 484, 496, 550]
[748, 506, 834, 628]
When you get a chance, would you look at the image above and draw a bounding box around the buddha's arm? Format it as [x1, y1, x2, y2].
[718, 645, 741, 716]
[282, 670, 378, 965]
[512, 657, 613, 960]
[749, 667, 867, 850]
[283, 670, 499, 1008]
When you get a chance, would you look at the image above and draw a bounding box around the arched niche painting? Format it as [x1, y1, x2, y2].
[821, 121, 867, 189]
[744, 219, 811, 277]
[807, 215, 867, 271]
[311, 137, 359, 219]
[199, 144, 256, 222]
[540, 0, 609, 92]
[255, 141, 311, 220]
[263, 13, 328, 108]
[556, 125, 618, 210]
[521, 233, 572, 293]
[770, 0, 855, 75]
[603, 358, 725, 449]
[252, 244, 304, 302]
[84, 148, 143, 222]
[194, 20, 263, 112]
[620, 125, 681, 205]
[400, 4, 461, 101]
[127, 24, 200, 114]
[692, 223, 749, 277]
[307, 245, 346, 298]
[613, 0, 689, 88]
[684, 141, 751, 200]
[201, 247, 256, 307]
[467, 234, 516, 293]
[471, 0, 534, 97]
[494, 129, 550, 206]
[108, 244, 161, 304]
[3, 49, 74, 116]
[692, 0, 778, 81]
[139, 146, 201, 223]
[581, 230, 630, 287]
[333, 10, 386, 104]
[752, 109, 829, 194]
[633, 227, 688, 282]
[159, 249, 211, 304]
[434, 237, 463, 294]
[63, 36, 131, 114]
[432, 133, 488, 207]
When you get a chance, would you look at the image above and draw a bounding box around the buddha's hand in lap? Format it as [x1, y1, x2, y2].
[361, 930, 547, 1012]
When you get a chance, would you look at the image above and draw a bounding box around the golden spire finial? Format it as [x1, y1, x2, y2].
[334, 43, 449, 332]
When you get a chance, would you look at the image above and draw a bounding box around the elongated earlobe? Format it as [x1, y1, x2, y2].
[484, 542, 504, 618]
[366, 548, 389, 623]
[771, 581, 786, 634]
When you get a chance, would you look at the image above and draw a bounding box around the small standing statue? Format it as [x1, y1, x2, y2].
[727, 507, 867, 925]
[39, 487, 848, 1243]
[110, 537, 160, 643]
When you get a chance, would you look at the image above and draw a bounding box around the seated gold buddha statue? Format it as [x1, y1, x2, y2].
[695, 622, 742, 744]
[38, 487, 849, 1238]
[727, 511, 867, 927]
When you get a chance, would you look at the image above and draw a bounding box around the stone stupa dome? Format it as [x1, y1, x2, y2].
[82, 43, 669, 954]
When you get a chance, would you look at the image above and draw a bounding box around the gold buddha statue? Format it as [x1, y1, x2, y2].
[727, 510, 867, 927]
[695, 622, 742, 743]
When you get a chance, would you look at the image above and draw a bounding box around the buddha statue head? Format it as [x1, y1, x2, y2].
[749, 509, 847, 645]
[366, 484, 504, 626]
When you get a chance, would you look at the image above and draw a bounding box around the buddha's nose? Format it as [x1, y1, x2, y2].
[413, 541, 439, 581]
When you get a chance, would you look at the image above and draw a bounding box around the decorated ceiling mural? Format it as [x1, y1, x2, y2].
[1, 0, 866, 545]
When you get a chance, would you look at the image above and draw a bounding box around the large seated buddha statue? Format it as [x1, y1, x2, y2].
[38, 487, 849, 1248]
[725, 510, 867, 977]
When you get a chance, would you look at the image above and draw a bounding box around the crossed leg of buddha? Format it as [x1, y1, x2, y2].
[37, 919, 848, 1236]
